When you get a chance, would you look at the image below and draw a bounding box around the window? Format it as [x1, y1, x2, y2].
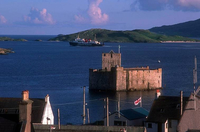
[176, 104, 180, 109]
[122, 122, 126, 126]
[114, 121, 122, 126]
[15, 109, 19, 113]
[0, 109, 4, 113]
[148, 123, 152, 128]
[168, 120, 172, 128]
[160, 108, 164, 113]
[115, 114, 120, 119]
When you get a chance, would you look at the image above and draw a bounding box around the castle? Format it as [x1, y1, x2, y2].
[89, 50, 162, 91]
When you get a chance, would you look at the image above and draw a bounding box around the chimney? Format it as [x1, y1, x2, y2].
[22, 90, 29, 101]
[155, 89, 161, 99]
[19, 90, 33, 132]
[45, 94, 49, 103]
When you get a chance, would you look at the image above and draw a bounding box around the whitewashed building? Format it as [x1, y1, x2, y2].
[41, 94, 54, 125]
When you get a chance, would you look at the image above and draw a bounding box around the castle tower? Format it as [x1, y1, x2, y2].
[102, 50, 121, 71]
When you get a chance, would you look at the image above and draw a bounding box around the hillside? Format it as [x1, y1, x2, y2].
[150, 18, 200, 37]
[49, 29, 197, 43]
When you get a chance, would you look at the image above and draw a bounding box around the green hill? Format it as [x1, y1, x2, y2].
[150, 18, 200, 37]
[49, 29, 197, 43]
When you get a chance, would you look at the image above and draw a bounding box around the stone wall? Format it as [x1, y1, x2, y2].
[33, 124, 145, 132]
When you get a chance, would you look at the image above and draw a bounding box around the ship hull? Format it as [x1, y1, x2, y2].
[69, 41, 104, 46]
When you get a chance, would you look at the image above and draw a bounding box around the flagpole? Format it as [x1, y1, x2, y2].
[118, 94, 120, 118]
[140, 91, 142, 107]
[193, 56, 197, 111]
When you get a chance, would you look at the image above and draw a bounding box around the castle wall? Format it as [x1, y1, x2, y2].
[89, 67, 162, 91]
[89, 69, 116, 91]
[114, 67, 127, 91]
[124, 68, 162, 90]
[102, 51, 121, 71]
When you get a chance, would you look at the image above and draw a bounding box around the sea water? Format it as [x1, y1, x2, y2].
[0, 35, 199, 124]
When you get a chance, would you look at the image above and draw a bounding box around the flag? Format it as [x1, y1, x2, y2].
[134, 97, 141, 105]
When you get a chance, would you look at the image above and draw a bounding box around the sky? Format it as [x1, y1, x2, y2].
[1, 0, 200, 35]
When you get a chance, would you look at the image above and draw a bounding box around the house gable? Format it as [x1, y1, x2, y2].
[41, 95, 54, 125]
[106, 107, 149, 126]
[177, 94, 200, 132]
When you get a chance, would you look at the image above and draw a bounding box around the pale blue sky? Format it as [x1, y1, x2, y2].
[0, 0, 200, 35]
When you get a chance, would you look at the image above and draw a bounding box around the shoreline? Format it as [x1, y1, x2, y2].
[160, 41, 200, 43]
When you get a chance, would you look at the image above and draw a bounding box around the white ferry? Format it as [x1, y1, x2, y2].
[69, 35, 104, 46]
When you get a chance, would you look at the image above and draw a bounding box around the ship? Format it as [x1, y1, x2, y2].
[69, 35, 104, 46]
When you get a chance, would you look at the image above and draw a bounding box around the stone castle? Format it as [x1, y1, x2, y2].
[89, 50, 162, 91]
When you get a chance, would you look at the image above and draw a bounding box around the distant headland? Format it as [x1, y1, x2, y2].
[0, 37, 27, 41]
[48, 29, 199, 43]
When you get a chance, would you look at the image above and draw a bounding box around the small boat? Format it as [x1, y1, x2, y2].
[69, 35, 104, 46]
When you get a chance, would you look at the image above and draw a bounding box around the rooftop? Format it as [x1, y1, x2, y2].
[147, 96, 189, 123]
[120, 107, 149, 120]
[0, 97, 46, 123]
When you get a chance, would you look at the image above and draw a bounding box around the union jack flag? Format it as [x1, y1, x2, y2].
[134, 97, 141, 105]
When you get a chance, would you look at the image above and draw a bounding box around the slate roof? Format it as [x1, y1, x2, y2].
[0, 98, 46, 123]
[120, 107, 149, 120]
[0, 116, 21, 132]
[110, 107, 149, 120]
[146, 96, 189, 123]
[188, 130, 200, 132]
[178, 94, 200, 132]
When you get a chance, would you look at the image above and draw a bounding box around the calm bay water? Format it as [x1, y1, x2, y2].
[0, 35, 200, 124]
